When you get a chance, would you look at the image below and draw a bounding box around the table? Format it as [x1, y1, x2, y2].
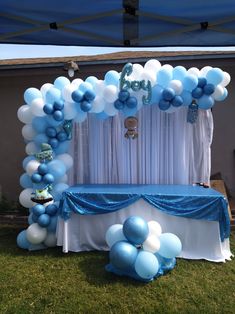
[57, 184, 232, 262]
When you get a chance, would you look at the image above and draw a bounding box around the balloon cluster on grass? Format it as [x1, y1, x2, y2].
[105, 216, 182, 282]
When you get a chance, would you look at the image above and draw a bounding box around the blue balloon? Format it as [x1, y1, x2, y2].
[118, 90, 130, 102]
[53, 110, 64, 121]
[85, 76, 98, 87]
[28, 213, 34, 225]
[197, 95, 214, 109]
[158, 233, 182, 259]
[45, 204, 58, 216]
[32, 213, 39, 223]
[159, 99, 171, 111]
[32, 204, 46, 216]
[126, 96, 137, 108]
[42, 173, 54, 184]
[171, 95, 183, 107]
[47, 160, 66, 180]
[34, 133, 48, 146]
[206, 68, 224, 85]
[38, 163, 48, 175]
[20, 173, 33, 188]
[53, 100, 64, 110]
[80, 100, 92, 112]
[84, 90, 96, 102]
[79, 82, 93, 93]
[72, 90, 84, 103]
[172, 66, 187, 81]
[216, 87, 228, 101]
[122, 106, 137, 118]
[45, 127, 57, 138]
[22, 156, 35, 170]
[38, 214, 51, 227]
[43, 103, 54, 115]
[45, 87, 61, 103]
[51, 183, 69, 201]
[48, 138, 59, 149]
[96, 111, 109, 120]
[47, 215, 58, 232]
[104, 70, 120, 86]
[114, 99, 125, 110]
[31, 173, 42, 183]
[183, 75, 198, 92]
[157, 68, 172, 88]
[198, 77, 207, 88]
[150, 84, 163, 105]
[17, 230, 30, 249]
[54, 141, 70, 155]
[192, 87, 203, 99]
[162, 88, 175, 101]
[46, 115, 63, 127]
[123, 216, 149, 245]
[180, 90, 193, 107]
[203, 84, 215, 95]
[32, 117, 49, 133]
[56, 131, 68, 142]
[54, 76, 70, 90]
[24, 87, 42, 104]
[109, 241, 138, 271]
[134, 251, 159, 280]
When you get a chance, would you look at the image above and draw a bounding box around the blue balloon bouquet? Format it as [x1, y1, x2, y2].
[105, 216, 182, 282]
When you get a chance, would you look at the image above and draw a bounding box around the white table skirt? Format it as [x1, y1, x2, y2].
[56, 199, 232, 262]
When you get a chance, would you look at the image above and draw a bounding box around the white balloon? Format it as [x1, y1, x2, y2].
[94, 80, 106, 94]
[25, 159, 40, 176]
[129, 63, 144, 80]
[56, 154, 73, 170]
[221, 72, 231, 87]
[19, 188, 35, 208]
[140, 70, 156, 86]
[71, 78, 83, 88]
[90, 96, 105, 113]
[142, 235, 161, 253]
[62, 84, 78, 102]
[162, 64, 173, 72]
[30, 98, 45, 117]
[25, 142, 38, 155]
[63, 101, 78, 120]
[188, 67, 200, 77]
[169, 80, 183, 95]
[44, 232, 57, 247]
[17, 105, 33, 124]
[26, 223, 47, 244]
[104, 102, 118, 116]
[103, 85, 118, 103]
[148, 220, 162, 237]
[144, 59, 161, 73]
[22, 124, 37, 141]
[212, 85, 224, 100]
[200, 66, 212, 77]
[40, 83, 53, 98]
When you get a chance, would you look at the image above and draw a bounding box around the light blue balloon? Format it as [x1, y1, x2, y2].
[24, 87, 42, 104]
[122, 106, 137, 118]
[181, 90, 193, 107]
[105, 224, 127, 248]
[85, 76, 98, 87]
[32, 117, 49, 133]
[20, 173, 33, 188]
[109, 241, 138, 271]
[123, 216, 149, 245]
[158, 233, 182, 259]
[216, 87, 228, 101]
[54, 76, 70, 91]
[22, 156, 35, 170]
[34, 133, 48, 145]
[183, 75, 198, 92]
[206, 68, 224, 85]
[150, 84, 163, 105]
[28, 212, 34, 225]
[54, 141, 70, 155]
[104, 70, 120, 86]
[46, 115, 62, 127]
[46, 87, 61, 103]
[47, 215, 58, 232]
[96, 111, 109, 120]
[17, 230, 30, 250]
[79, 82, 93, 93]
[172, 66, 187, 81]
[157, 68, 172, 88]
[47, 160, 66, 180]
[134, 251, 159, 280]
[197, 95, 214, 109]
[51, 183, 69, 201]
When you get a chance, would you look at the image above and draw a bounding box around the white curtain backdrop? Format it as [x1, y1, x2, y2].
[68, 106, 213, 186]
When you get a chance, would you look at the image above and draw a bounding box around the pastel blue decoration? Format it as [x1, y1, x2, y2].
[32, 213, 39, 223]
[28, 213, 34, 225]
[197, 95, 214, 109]
[172, 66, 187, 80]
[79, 82, 93, 93]
[20, 173, 33, 188]
[32, 204, 46, 216]
[46, 127, 57, 138]
[192, 87, 203, 99]
[172, 95, 183, 107]
[158, 233, 182, 259]
[32, 117, 48, 133]
[134, 251, 159, 280]
[47, 215, 58, 232]
[85, 76, 98, 87]
[34, 133, 48, 146]
[17, 230, 30, 249]
[181, 90, 193, 107]
[157, 68, 172, 88]
[151, 84, 163, 105]
[38, 163, 48, 175]
[45, 204, 58, 216]
[48, 160, 66, 180]
[105, 224, 127, 248]
[42, 173, 54, 184]
[162, 88, 175, 101]
[72, 90, 83, 103]
[123, 216, 149, 245]
[96, 111, 109, 120]
[22, 156, 35, 170]
[183, 75, 198, 92]
[53, 100, 64, 110]
[46, 115, 62, 127]
[51, 183, 69, 201]
[31, 173, 42, 183]
[54, 76, 70, 91]
[159, 99, 171, 111]
[53, 110, 64, 121]
[217, 88, 228, 101]
[122, 106, 137, 117]
[43, 103, 54, 114]
[54, 141, 70, 155]
[203, 84, 215, 95]
[38, 214, 51, 227]
[104, 70, 120, 86]
[109, 241, 138, 271]
[46, 87, 61, 103]
[206, 68, 224, 85]
[126, 96, 137, 108]
[24, 87, 42, 104]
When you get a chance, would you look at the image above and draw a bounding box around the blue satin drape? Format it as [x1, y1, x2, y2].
[59, 184, 230, 241]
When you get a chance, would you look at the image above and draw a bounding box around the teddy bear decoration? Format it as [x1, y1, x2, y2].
[124, 116, 138, 139]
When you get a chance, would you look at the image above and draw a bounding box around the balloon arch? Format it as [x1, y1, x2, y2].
[16, 59, 230, 250]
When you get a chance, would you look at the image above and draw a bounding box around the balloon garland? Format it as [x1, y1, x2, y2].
[16, 59, 230, 250]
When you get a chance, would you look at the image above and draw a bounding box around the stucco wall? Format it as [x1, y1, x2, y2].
[0, 58, 234, 202]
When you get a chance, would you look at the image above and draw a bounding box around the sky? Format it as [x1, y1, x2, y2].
[1, 44, 235, 60]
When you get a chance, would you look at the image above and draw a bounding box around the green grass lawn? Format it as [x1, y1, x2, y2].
[0, 226, 234, 314]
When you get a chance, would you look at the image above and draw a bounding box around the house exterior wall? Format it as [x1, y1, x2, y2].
[0, 58, 234, 202]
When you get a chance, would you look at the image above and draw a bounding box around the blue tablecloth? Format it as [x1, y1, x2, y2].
[59, 184, 230, 241]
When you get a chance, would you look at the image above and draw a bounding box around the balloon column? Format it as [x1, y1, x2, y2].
[17, 59, 230, 250]
[105, 216, 182, 282]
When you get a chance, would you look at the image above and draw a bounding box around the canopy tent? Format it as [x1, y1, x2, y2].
[1, 0, 235, 47]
